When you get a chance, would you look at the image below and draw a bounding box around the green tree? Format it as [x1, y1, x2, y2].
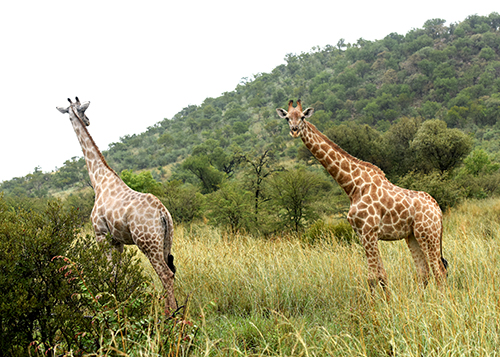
[269, 167, 332, 232]
[181, 155, 224, 194]
[206, 180, 252, 233]
[0, 198, 79, 355]
[161, 180, 204, 223]
[242, 149, 283, 228]
[383, 117, 420, 176]
[324, 122, 388, 172]
[411, 119, 473, 173]
[120, 169, 162, 196]
[53, 157, 89, 189]
[462, 149, 500, 176]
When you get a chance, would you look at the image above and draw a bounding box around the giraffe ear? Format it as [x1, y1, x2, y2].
[57, 106, 69, 114]
[303, 107, 314, 118]
[276, 108, 288, 119]
[78, 101, 90, 112]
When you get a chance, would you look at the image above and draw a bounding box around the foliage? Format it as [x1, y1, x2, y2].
[0, 195, 196, 355]
[63, 188, 95, 226]
[160, 180, 204, 223]
[461, 148, 500, 176]
[120, 169, 163, 196]
[304, 218, 358, 245]
[269, 166, 333, 232]
[2, 12, 500, 232]
[206, 180, 253, 234]
[410, 119, 473, 173]
[0, 197, 80, 356]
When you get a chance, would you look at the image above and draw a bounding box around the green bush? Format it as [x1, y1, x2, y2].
[0, 197, 80, 356]
[305, 219, 358, 245]
[160, 180, 204, 223]
[0, 195, 195, 355]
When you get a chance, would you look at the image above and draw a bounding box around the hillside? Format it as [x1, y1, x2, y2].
[2, 13, 500, 229]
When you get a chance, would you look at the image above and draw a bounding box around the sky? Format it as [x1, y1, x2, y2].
[0, 1, 497, 183]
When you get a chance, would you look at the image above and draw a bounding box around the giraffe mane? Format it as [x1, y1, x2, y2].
[305, 121, 386, 178]
[75, 116, 120, 179]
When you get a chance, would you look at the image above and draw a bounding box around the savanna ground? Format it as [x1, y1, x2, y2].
[122, 197, 500, 357]
[12, 197, 500, 356]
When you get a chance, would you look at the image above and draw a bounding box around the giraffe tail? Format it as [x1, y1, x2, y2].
[439, 224, 449, 273]
[161, 213, 176, 277]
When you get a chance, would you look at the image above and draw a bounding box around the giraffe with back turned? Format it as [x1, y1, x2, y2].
[277, 100, 448, 290]
[57, 97, 177, 313]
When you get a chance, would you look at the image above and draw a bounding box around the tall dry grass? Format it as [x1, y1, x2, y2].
[136, 198, 500, 356]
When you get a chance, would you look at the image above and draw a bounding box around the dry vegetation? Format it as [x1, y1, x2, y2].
[128, 197, 500, 356]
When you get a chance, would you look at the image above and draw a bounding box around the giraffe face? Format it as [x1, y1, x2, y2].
[56, 97, 91, 126]
[276, 100, 314, 138]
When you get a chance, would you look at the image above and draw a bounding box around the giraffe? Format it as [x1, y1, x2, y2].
[57, 97, 177, 313]
[277, 100, 448, 290]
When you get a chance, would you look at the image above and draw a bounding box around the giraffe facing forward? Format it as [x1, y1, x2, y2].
[57, 98, 177, 313]
[277, 100, 448, 289]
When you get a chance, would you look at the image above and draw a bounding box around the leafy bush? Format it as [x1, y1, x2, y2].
[0, 195, 195, 355]
[0, 197, 80, 356]
[160, 180, 204, 223]
[269, 167, 333, 232]
[206, 180, 252, 234]
[305, 219, 358, 245]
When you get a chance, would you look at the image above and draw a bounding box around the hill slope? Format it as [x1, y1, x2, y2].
[2, 13, 500, 210]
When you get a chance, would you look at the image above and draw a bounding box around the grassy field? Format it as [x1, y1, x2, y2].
[131, 198, 500, 356]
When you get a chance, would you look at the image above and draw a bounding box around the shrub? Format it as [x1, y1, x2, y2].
[0, 195, 196, 356]
[160, 180, 204, 223]
[305, 219, 358, 245]
[0, 197, 80, 356]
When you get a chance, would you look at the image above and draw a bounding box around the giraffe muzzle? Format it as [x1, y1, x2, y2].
[290, 127, 300, 137]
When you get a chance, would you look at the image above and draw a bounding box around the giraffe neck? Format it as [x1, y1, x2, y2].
[300, 121, 386, 198]
[70, 117, 122, 191]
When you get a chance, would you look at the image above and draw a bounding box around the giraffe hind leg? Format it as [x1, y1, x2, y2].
[414, 230, 447, 286]
[405, 234, 430, 287]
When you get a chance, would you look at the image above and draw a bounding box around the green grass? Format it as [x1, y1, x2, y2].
[119, 198, 500, 356]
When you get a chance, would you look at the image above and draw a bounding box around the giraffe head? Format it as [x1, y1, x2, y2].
[56, 97, 91, 126]
[276, 100, 314, 138]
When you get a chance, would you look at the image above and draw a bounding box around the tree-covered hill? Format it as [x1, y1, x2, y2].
[98, 13, 500, 172]
[2, 13, 500, 231]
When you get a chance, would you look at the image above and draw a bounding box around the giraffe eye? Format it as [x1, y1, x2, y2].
[301, 116, 305, 120]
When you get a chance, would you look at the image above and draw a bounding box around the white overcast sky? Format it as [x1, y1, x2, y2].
[0, 1, 497, 183]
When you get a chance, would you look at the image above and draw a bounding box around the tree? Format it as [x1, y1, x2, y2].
[24, 166, 51, 197]
[206, 180, 252, 233]
[411, 119, 473, 173]
[242, 149, 283, 227]
[324, 122, 388, 172]
[181, 155, 224, 194]
[161, 180, 204, 223]
[383, 117, 420, 176]
[0, 198, 79, 355]
[53, 157, 89, 189]
[462, 149, 500, 176]
[269, 167, 332, 232]
[120, 170, 162, 196]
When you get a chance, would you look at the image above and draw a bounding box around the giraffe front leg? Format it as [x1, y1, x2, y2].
[360, 233, 389, 296]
